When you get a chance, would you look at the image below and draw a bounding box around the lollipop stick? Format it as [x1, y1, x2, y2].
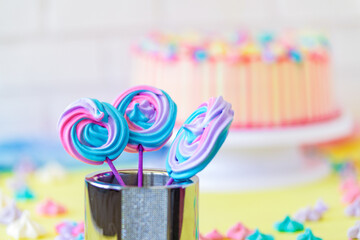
[138, 145, 144, 187]
[106, 158, 126, 186]
[166, 177, 174, 186]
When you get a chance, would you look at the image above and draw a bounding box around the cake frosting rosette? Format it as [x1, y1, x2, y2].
[166, 96, 234, 181]
[58, 98, 129, 165]
[113, 85, 177, 153]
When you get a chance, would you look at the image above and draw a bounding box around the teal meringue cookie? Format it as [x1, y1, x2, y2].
[297, 228, 322, 240]
[274, 215, 304, 233]
[246, 229, 274, 240]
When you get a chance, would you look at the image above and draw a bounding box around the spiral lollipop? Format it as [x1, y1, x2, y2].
[58, 98, 129, 186]
[113, 85, 177, 186]
[166, 96, 234, 184]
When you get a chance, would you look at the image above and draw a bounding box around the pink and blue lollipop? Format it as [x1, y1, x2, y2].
[166, 96, 234, 183]
[58, 98, 129, 186]
[113, 85, 177, 186]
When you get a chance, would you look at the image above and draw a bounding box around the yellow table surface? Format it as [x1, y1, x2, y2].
[0, 170, 355, 240]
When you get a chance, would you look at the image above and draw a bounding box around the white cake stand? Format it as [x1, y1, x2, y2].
[198, 111, 354, 192]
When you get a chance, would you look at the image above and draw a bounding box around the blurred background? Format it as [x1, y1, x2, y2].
[0, 0, 359, 139]
[1, 2, 360, 239]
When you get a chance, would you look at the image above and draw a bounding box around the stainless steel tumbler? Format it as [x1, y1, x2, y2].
[85, 169, 199, 240]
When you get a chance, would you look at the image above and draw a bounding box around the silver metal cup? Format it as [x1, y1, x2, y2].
[85, 169, 199, 240]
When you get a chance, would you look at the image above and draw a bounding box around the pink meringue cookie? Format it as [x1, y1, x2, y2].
[226, 222, 253, 240]
[55, 220, 84, 239]
[71, 221, 84, 236]
[342, 186, 360, 204]
[204, 229, 224, 240]
[36, 199, 67, 217]
[199, 234, 211, 240]
[340, 177, 359, 193]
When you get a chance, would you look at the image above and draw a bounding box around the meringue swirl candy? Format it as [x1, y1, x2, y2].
[166, 96, 234, 181]
[58, 98, 129, 165]
[113, 85, 177, 153]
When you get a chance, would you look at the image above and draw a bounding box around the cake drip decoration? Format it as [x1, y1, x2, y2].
[348, 221, 360, 239]
[55, 220, 84, 240]
[36, 198, 67, 217]
[297, 228, 322, 240]
[35, 161, 67, 183]
[166, 96, 234, 182]
[274, 216, 304, 232]
[0, 201, 22, 225]
[204, 229, 224, 240]
[113, 85, 176, 186]
[246, 229, 274, 240]
[15, 186, 35, 201]
[58, 98, 129, 186]
[226, 222, 253, 240]
[6, 211, 46, 239]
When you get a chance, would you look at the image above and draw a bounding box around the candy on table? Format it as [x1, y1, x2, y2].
[297, 228, 322, 240]
[348, 221, 360, 239]
[36, 198, 67, 217]
[35, 161, 67, 183]
[293, 206, 322, 223]
[14, 157, 36, 176]
[199, 234, 211, 240]
[274, 215, 304, 233]
[226, 222, 253, 240]
[204, 229, 225, 240]
[58, 98, 130, 186]
[55, 220, 84, 240]
[113, 85, 177, 187]
[14, 186, 35, 201]
[0, 201, 22, 225]
[6, 210, 46, 239]
[6, 174, 27, 191]
[0, 190, 22, 224]
[55, 234, 84, 240]
[341, 177, 359, 193]
[0, 190, 12, 207]
[313, 199, 328, 214]
[246, 229, 274, 240]
[345, 196, 360, 217]
[166, 96, 234, 184]
[342, 184, 360, 204]
[293, 199, 328, 222]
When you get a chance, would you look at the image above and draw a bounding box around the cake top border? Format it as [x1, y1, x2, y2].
[133, 30, 329, 63]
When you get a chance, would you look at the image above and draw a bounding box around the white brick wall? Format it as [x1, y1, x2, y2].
[0, 0, 41, 37]
[0, 0, 360, 138]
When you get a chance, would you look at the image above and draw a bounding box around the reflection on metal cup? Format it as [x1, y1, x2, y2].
[85, 169, 199, 240]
